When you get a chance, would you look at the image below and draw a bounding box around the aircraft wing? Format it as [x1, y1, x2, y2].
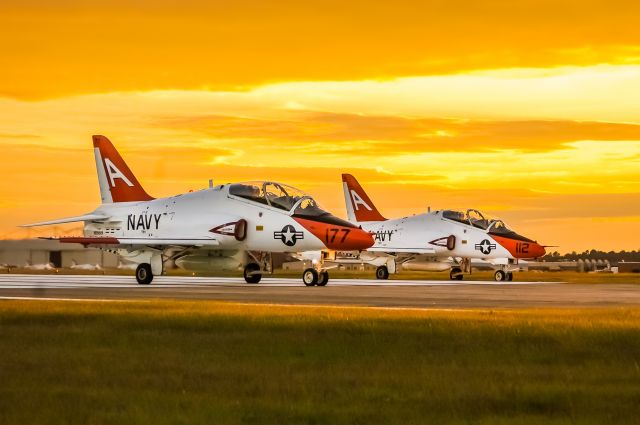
[21, 213, 111, 227]
[49, 237, 220, 248]
[366, 247, 437, 255]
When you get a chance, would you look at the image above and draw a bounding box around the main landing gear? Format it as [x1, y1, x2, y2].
[376, 265, 390, 280]
[136, 263, 153, 285]
[449, 267, 464, 281]
[133, 253, 164, 285]
[243, 252, 273, 284]
[243, 263, 262, 284]
[302, 268, 329, 286]
[242, 259, 329, 286]
[494, 270, 514, 282]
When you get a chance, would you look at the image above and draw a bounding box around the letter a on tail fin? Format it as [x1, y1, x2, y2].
[93, 135, 154, 203]
[341, 174, 386, 223]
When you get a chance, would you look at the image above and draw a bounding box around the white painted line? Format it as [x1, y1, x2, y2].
[0, 274, 562, 288]
[0, 296, 139, 302]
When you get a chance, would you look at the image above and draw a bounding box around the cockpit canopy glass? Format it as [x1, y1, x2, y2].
[486, 219, 512, 234]
[229, 181, 319, 213]
[293, 197, 327, 218]
[292, 193, 356, 227]
[467, 209, 489, 230]
[442, 209, 512, 232]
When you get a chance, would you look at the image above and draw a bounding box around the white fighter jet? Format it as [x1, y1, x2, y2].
[341, 174, 546, 281]
[21, 136, 374, 285]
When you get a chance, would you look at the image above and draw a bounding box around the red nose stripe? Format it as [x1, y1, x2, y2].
[492, 235, 546, 259]
[293, 217, 374, 250]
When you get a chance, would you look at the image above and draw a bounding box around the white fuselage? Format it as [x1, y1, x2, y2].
[359, 211, 514, 260]
[84, 185, 326, 253]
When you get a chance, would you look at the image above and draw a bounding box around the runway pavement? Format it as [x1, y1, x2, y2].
[1, 274, 639, 308]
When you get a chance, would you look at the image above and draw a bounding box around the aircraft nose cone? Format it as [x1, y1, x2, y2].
[293, 217, 375, 250]
[530, 243, 546, 258]
[490, 234, 546, 259]
[336, 227, 375, 250]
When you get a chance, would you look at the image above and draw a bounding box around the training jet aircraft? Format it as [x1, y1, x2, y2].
[341, 174, 546, 281]
[22, 136, 374, 285]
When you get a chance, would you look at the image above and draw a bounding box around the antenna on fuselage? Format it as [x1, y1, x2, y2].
[209, 179, 214, 188]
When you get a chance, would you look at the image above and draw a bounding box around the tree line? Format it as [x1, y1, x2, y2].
[543, 250, 640, 263]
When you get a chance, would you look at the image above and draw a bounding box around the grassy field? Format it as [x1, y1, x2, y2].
[1, 301, 640, 424]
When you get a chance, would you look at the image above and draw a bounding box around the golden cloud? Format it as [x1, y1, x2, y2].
[3, 1, 640, 98]
[160, 113, 640, 152]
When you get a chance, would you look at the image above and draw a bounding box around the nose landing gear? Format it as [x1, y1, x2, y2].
[317, 271, 329, 286]
[302, 268, 330, 286]
[302, 268, 318, 286]
[494, 269, 514, 282]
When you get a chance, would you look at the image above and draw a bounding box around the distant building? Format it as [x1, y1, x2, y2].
[617, 262, 640, 273]
[0, 239, 118, 269]
[0, 239, 295, 271]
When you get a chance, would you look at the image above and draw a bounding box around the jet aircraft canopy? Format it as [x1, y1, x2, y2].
[229, 181, 312, 212]
[442, 209, 510, 232]
[442, 209, 534, 242]
[229, 181, 357, 227]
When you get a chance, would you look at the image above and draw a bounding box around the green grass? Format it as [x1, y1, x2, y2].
[1, 301, 640, 424]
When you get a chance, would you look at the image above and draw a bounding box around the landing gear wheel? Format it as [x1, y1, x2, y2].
[376, 266, 389, 280]
[317, 271, 329, 286]
[507, 272, 514, 281]
[450, 267, 463, 281]
[302, 268, 318, 286]
[494, 270, 506, 282]
[243, 263, 262, 284]
[136, 263, 153, 285]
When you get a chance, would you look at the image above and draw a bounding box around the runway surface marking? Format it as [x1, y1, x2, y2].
[1, 274, 636, 309]
[0, 296, 140, 302]
[0, 274, 559, 289]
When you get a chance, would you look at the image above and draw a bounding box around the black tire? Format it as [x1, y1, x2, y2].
[317, 271, 329, 286]
[507, 272, 514, 281]
[376, 266, 389, 280]
[136, 263, 153, 285]
[302, 268, 318, 286]
[243, 263, 262, 284]
[450, 267, 463, 281]
[494, 270, 506, 282]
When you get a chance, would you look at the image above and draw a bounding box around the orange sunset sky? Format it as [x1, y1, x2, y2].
[2, 0, 640, 251]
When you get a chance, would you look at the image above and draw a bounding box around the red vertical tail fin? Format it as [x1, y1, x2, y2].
[341, 174, 386, 223]
[93, 135, 154, 203]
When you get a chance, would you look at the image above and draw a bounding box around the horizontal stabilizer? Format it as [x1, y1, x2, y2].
[21, 213, 110, 227]
[50, 237, 220, 247]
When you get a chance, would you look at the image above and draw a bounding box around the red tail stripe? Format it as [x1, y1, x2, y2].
[93, 135, 154, 202]
[342, 174, 386, 222]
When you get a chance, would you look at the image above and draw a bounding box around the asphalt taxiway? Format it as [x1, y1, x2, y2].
[0, 274, 639, 308]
